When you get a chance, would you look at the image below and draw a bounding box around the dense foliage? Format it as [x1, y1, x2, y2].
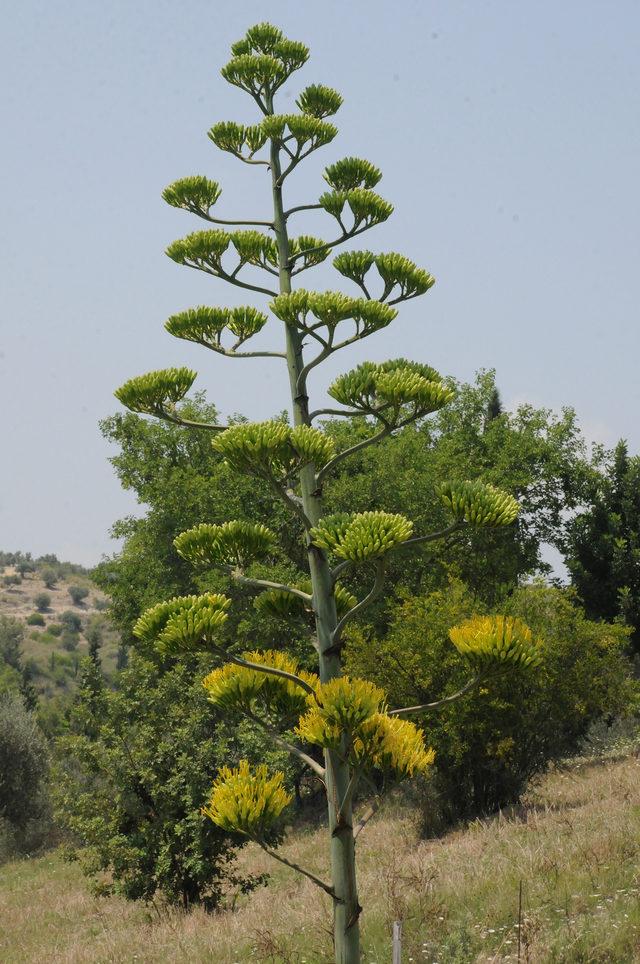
[0, 691, 49, 858]
[565, 440, 640, 649]
[346, 581, 637, 825]
[54, 656, 269, 907]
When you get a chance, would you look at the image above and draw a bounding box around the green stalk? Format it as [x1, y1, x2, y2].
[268, 104, 361, 964]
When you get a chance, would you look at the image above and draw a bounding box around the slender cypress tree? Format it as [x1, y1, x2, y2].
[115, 24, 541, 962]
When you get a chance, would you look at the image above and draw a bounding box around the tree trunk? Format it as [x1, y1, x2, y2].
[269, 120, 361, 963]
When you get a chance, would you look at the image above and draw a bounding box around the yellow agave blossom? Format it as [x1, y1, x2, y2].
[296, 677, 385, 748]
[202, 650, 318, 714]
[354, 713, 435, 778]
[202, 760, 292, 836]
[449, 615, 543, 669]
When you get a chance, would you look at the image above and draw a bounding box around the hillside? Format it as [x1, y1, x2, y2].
[0, 563, 120, 698]
[1, 752, 639, 962]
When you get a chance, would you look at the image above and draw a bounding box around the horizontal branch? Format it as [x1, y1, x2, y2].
[256, 840, 336, 898]
[187, 209, 274, 229]
[180, 261, 278, 298]
[226, 652, 317, 699]
[284, 202, 324, 219]
[244, 710, 325, 778]
[287, 220, 386, 266]
[396, 522, 465, 550]
[157, 411, 228, 432]
[316, 423, 393, 486]
[389, 676, 481, 718]
[232, 572, 312, 604]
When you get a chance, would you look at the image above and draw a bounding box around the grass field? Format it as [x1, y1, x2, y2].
[2, 753, 639, 962]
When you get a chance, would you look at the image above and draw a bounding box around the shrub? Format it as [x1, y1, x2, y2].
[61, 631, 79, 653]
[40, 567, 58, 589]
[346, 581, 637, 827]
[55, 655, 264, 906]
[34, 593, 51, 613]
[47, 623, 63, 637]
[26, 613, 45, 627]
[0, 692, 50, 858]
[93, 596, 109, 612]
[68, 585, 89, 606]
[2, 574, 21, 587]
[60, 611, 82, 634]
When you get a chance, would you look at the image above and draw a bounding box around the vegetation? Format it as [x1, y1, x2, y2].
[0, 692, 49, 859]
[34, 593, 50, 613]
[68, 584, 89, 606]
[55, 655, 266, 907]
[112, 22, 546, 961]
[565, 439, 640, 650]
[3, 751, 640, 962]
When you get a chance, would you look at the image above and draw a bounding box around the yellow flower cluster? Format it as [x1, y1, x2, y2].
[202, 760, 292, 836]
[449, 615, 543, 669]
[202, 650, 318, 716]
[354, 714, 435, 777]
[295, 677, 435, 780]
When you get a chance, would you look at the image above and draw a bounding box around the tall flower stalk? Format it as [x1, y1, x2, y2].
[116, 23, 541, 962]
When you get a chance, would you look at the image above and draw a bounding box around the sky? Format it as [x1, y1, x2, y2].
[1, 0, 639, 566]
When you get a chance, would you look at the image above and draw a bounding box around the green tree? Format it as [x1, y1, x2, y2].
[55, 654, 265, 906]
[68, 584, 89, 606]
[346, 580, 636, 825]
[40, 567, 58, 589]
[34, 592, 51, 613]
[565, 439, 640, 649]
[0, 691, 49, 857]
[112, 24, 542, 961]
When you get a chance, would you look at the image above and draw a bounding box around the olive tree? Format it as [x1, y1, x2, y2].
[115, 23, 541, 962]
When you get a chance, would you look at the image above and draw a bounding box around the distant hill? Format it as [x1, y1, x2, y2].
[1, 557, 121, 701]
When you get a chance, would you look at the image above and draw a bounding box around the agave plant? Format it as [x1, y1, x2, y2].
[116, 22, 542, 962]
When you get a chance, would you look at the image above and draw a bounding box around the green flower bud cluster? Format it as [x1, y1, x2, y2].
[174, 521, 277, 569]
[449, 615, 543, 670]
[166, 230, 230, 272]
[375, 252, 435, 299]
[114, 368, 196, 417]
[310, 511, 414, 562]
[328, 359, 454, 420]
[208, 121, 267, 158]
[165, 305, 268, 351]
[162, 176, 222, 216]
[203, 650, 318, 717]
[289, 235, 331, 269]
[166, 229, 277, 274]
[324, 157, 382, 191]
[333, 250, 435, 300]
[270, 290, 397, 337]
[203, 759, 292, 837]
[133, 593, 231, 656]
[254, 580, 357, 621]
[262, 114, 338, 151]
[222, 23, 309, 97]
[212, 421, 335, 479]
[319, 188, 393, 229]
[230, 230, 278, 268]
[296, 84, 343, 118]
[438, 480, 520, 527]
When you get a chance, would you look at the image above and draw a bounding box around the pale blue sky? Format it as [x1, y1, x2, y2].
[1, 0, 639, 565]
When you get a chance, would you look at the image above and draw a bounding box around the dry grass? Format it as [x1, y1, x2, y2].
[2, 755, 640, 962]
